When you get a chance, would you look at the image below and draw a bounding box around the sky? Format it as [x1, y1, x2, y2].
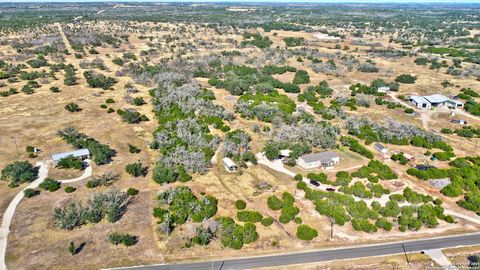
[1, 0, 480, 3]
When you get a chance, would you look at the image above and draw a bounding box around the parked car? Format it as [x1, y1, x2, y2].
[326, 188, 336, 192]
[309, 180, 320, 187]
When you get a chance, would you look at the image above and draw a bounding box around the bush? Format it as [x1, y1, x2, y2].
[293, 70, 310, 85]
[39, 177, 61, 192]
[235, 200, 247, 210]
[237, 211, 263, 223]
[108, 232, 138, 246]
[296, 225, 318, 240]
[1, 161, 38, 187]
[267, 195, 284, 211]
[404, 108, 414, 114]
[24, 188, 40, 198]
[395, 74, 417, 84]
[56, 156, 84, 170]
[65, 102, 82, 112]
[294, 174, 303, 181]
[64, 186, 76, 193]
[261, 217, 274, 227]
[127, 188, 139, 196]
[125, 161, 148, 177]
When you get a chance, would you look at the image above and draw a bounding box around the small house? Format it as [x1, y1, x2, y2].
[52, 149, 90, 164]
[223, 157, 237, 172]
[374, 143, 388, 156]
[297, 151, 340, 170]
[377, 86, 390, 93]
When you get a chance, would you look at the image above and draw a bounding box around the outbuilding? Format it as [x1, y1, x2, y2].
[297, 151, 340, 170]
[52, 149, 90, 164]
[374, 143, 388, 156]
[223, 157, 237, 172]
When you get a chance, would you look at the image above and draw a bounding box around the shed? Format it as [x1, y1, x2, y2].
[374, 143, 388, 155]
[297, 151, 340, 170]
[279, 149, 291, 158]
[377, 86, 390, 93]
[52, 149, 90, 164]
[403, 153, 415, 162]
[223, 157, 237, 172]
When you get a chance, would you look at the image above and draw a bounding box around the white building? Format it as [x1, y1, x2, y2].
[52, 149, 90, 164]
[297, 151, 340, 170]
[374, 143, 388, 156]
[377, 86, 390, 93]
[223, 157, 237, 172]
[409, 96, 432, 109]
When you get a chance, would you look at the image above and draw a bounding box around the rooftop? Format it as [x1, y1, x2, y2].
[52, 149, 90, 162]
[424, 94, 450, 104]
[299, 151, 339, 163]
[409, 95, 430, 104]
[223, 157, 236, 168]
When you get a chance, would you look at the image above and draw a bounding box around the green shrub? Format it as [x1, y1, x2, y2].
[56, 156, 84, 170]
[24, 188, 40, 198]
[267, 195, 284, 211]
[127, 188, 139, 196]
[1, 161, 38, 187]
[235, 200, 247, 210]
[108, 232, 138, 246]
[39, 177, 61, 192]
[261, 217, 274, 227]
[296, 225, 318, 240]
[125, 161, 148, 177]
[237, 211, 263, 223]
[64, 186, 77, 193]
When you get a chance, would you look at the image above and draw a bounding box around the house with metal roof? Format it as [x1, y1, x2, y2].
[223, 157, 237, 172]
[409, 96, 431, 109]
[297, 151, 340, 170]
[374, 143, 388, 156]
[424, 94, 463, 108]
[52, 149, 90, 164]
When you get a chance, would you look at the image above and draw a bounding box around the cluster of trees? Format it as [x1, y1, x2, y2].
[117, 109, 149, 124]
[83, 70, 117, 89]
[395, 74, 417, 84]
[292, 70, 310, 85]
[125, 161, 148, 177]
[340, 136, 373, 159]
[215, 217, 259, 249]
[57, 127, 115, 165]
[267, 192, 300, 224]
[241, 33, 272, 48]
[345, 116, 451, 151]
[283, 37, 305, 47]
[39, 177, 61, 192]
[221, 129, 257, 166]
[297, 180, 451, 233]
[53, 188, 130, 230]
[352, 160, 397, 182]
[442, 126, 480, 138]
[151, 82, 228, 183]
[1, 161, 38, 187]
[154, 186, 218, 235]
[236, 91, 296, 122]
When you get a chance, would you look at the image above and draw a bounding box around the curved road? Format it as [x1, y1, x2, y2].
[107, 232, 480, 270]
[0, 160, 92, 270]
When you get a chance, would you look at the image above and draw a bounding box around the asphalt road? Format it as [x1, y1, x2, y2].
[109, 233, 480, 270]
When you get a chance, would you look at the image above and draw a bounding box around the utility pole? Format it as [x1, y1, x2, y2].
[11, 136, 19, 156]
[401, 243, 410, 265]
[329, 218, 335, 239]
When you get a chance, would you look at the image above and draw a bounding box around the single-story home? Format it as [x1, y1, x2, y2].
[52, 149, 90, 164]
[377, 86, 390, 93]
[223, 157, 237, 172]
[374, 143, 388, 155]
[297, 151, 340, 170]
[409, 94, 464, 109]
[424, 94, 464, 108]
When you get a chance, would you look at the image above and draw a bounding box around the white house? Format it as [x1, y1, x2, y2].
[424, 94, 464, 108]
[52, 149, 90, 164]
[297, 151, 340, 170]
[223, 157, 237, 172]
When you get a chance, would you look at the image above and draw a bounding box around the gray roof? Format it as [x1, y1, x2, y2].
[299, 151, 339, 164]
[409, 95, 430, 104]
[52, 149, 90, 162]
[374, 143, 387, 151]
[424, 94, 449, 104]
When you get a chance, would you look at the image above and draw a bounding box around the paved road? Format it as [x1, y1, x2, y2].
[107, 233, 480, 270]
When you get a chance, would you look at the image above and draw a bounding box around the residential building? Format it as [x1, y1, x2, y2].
[52, 149, 90, 164]
[297, 151, 340, 170]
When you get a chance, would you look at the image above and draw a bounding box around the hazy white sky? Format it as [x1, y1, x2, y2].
[1, 0, 480, 3]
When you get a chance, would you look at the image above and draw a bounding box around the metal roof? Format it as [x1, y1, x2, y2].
[299, 151, 339, 164]
[409, 95, 430, 104]
[52, 149, 90, 162]
[374, 143, 387, 151]
[424, 94, 450, 104]
[223, 157, 237, 168]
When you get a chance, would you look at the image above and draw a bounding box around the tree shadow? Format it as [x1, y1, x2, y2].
[74, 242, 86, 255]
